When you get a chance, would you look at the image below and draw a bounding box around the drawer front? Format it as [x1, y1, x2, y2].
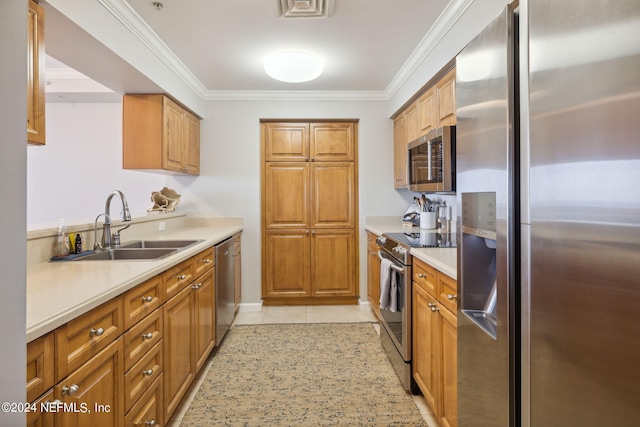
[194, 246, 214, 278]
[163, 258, 194, 300]
[27, 332, 54, 402]
[413, 258, 438, 295]
[438, 272, 458, 313]
[55, 297, 124, 379]
[26, 388, 55, 427]
[123, 308, 163, 371]
[124, 374, 164, 427]
[366, 231, 380, 251]
[124, 340, 163, 413]
[123, 275, 163, 330]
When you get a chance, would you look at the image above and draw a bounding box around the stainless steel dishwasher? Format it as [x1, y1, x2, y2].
[215, 237, 235, 345]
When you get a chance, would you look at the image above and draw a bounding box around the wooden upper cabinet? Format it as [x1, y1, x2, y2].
[437, 68, 456, 126]
[123, 94, 201, 175]
[418, 86, 437, 135]
[393, 114, 408, 189]
[263, 122, 310, 161]
[405, 103, 419, 143]
[310, 122, 355, 162]
[27, 0, 45, 145]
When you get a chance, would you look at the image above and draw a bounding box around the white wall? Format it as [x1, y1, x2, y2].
[165, 99, 415, 304]
[0, 0, 27, 423]
[27, 102, 167, 227]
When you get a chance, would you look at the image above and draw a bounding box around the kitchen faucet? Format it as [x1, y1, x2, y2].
[94, 190, 132, 250]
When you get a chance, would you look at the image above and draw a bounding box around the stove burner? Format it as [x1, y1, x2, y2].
[385, 232, 457, 248]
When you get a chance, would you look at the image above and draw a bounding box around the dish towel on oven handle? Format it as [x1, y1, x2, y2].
[379, 258, 392, 310]
[380, 259, 400, 312]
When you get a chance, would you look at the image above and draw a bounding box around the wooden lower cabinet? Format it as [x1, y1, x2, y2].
[124, 375, 163, 427]
[27, 388, 55, 427]
[412, 256, 458, 427]
[163, 285, 195, 419]
[366, 231, 381, 318]
[163, 266, 216, 420]
[55, 337, 124, 427]
[263, 229, 357, 302]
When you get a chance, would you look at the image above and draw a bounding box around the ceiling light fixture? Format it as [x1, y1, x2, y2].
[264, 51, 324, 83]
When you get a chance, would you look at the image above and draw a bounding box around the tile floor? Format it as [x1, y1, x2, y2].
[166, 305, 438, 427]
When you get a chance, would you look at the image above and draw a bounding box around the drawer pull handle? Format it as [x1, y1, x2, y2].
[417, 273, 426, 278]
[201, 258, 211, 264]
[62, 384, 79, 396]
[141, 332, 153, 340]
[141, 296, 153, 303]
[145, 420, 157, 427]
[90, 327, 104, 337]
[447, 294, 458, 300]
[177, 274, 187, 280]
[431, 306, 440, 312]
[142, 369, 154, 377]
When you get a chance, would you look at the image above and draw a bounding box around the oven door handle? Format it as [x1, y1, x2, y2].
[378, 251, 405, 273]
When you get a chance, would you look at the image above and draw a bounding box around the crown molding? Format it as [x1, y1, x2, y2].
[99, 0, 208, 96]
[100, 0, 472, 102]
[383, 0, 475, 99]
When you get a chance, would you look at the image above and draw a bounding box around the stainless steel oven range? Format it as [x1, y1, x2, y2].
[376, 231, 456, 392]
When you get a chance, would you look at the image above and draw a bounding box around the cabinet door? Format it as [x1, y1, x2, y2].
[183, 110, 200, 175]
[27, 388, 55, 427]
[263, 230, 311, 297]
[27, 332, 54, 403]
[413, 283, 439, 411]
[163, 286, 195, 420]
[162, 97, 185, 173]
[194, 269, 215, 371]
[55, 338, 124, 427]
[405, 103, 419, 143]
[439, 306, 458, 427]
[233, 238, 242, 309]
[366, 233, 381, 318]
[418, 86, 437, 134]
[27, 0, 45, 145]
[124, 375, 163, 427]
[310, 229, 356, 297]
[437, 68, 456, 126]
[310, 162, 355, 229]
[310, 122, 355, 162]
[393, 115, 407, 189]
[263, 122, 310, 161]
[264, 162, 310, 228]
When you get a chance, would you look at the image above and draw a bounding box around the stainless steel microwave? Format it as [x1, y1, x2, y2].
[407, 126, 456, 193]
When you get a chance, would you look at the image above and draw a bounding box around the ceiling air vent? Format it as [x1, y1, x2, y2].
[279, 0, 335, 18]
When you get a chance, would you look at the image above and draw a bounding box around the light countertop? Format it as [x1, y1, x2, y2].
[364, 216, 457, 279]
[27, 222, 242, 342]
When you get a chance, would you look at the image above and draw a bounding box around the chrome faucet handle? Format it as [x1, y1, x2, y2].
[93, 213, 110, 251]
[111, 223, 131, 248]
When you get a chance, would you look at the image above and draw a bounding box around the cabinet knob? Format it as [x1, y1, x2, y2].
[141, 295, 153, 303]
[192, 283, 201, 289]
[141, 332, 153, 340]
[145, 420, 157, 427]
[427, 302, 435, 307]
[417, 273, 426, 279]
[89, 327, 104, 337]
[201, 258, 212, 264]
[447, 294, 458, 300]
[431, 306, 440, 312]
[142, 369, 154, 377]
[177, 274, 187, 280]
[62, 384, 79, 396]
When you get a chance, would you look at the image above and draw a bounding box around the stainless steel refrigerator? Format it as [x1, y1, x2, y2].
[456, 1, 640, 426]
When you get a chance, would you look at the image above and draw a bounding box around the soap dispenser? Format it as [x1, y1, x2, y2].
[57, 219, 70, 257]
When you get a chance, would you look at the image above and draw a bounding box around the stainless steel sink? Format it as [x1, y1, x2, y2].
[119, 239, 203, 249]
[74, 248, 179, 261]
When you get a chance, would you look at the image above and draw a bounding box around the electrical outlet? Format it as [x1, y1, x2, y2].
[158, 221, 166, 231]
